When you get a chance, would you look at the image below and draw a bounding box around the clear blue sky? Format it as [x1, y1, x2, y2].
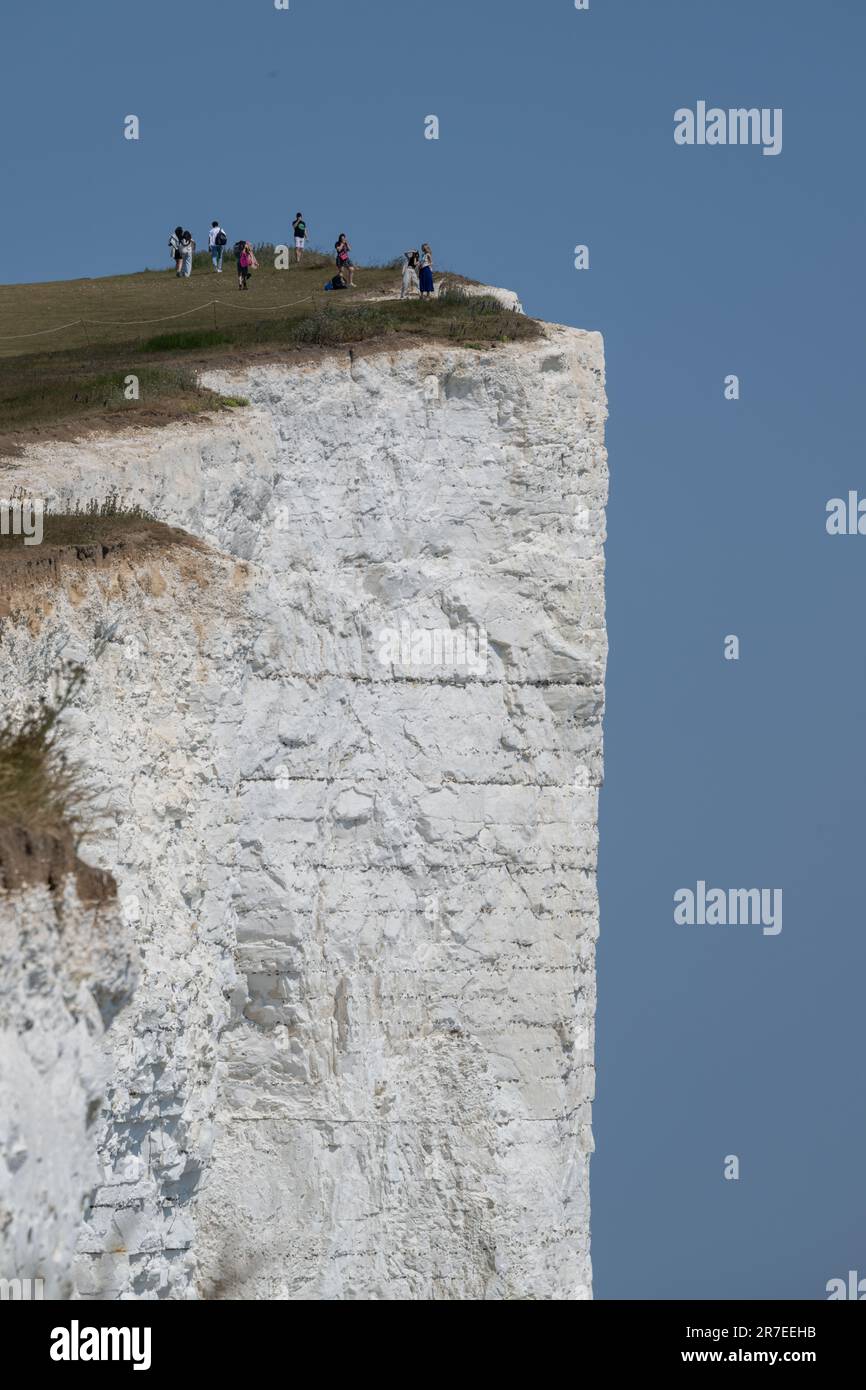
[2, 0, 864, 1300]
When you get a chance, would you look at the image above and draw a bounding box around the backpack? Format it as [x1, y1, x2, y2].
[216, 230, 227, 247]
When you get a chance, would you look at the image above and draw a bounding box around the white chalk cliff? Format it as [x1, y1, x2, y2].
[0, 309, 607, 1300]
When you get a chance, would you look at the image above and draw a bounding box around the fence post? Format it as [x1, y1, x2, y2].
[212, 300, 217, 332]
[81, 319, 91, 347]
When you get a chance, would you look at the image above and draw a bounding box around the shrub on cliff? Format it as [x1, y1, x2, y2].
[0, 662, 91, 840]
[0, 661, 114, 900]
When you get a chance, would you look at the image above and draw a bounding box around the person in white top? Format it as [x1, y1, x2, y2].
[208, 221, 226, 273]
[179, 230, 195, 278]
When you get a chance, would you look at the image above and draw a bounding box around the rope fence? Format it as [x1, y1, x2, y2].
[214, 294, 315, 314]
[0, 293, 318, 341]
[0, 320, 89, 340]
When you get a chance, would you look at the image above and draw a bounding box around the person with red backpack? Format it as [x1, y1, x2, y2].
[236, 240, 258, 290]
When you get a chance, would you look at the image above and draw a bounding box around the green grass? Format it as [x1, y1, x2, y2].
[0, 249, 537, 447]
[0, 246, 423, 359]
[141, 330, 232, 352]
[0, 491, 156, 550]
[188, 243, 337, 276]
[0, 364, 217, 433]
[0, 493, 206, 571]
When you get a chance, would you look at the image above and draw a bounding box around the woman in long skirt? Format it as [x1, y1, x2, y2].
[418, 243, 434, 299]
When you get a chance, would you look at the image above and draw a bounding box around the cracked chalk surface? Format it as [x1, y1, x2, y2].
[0, 315, 606, 1300]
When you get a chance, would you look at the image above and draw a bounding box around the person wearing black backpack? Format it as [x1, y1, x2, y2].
[209, 221, 228, 273]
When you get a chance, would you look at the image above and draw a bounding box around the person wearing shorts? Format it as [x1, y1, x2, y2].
[334, 233, 354, 287]
[292, 213, 307, 264]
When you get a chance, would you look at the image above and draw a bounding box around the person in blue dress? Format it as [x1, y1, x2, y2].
[418, 243, 434, 298]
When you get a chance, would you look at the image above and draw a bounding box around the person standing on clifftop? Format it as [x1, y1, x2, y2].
[335, 233, 354, 287]
[401, 250, 420, 299]
[237, 241, 258, 290]
[292, 212, 307, 264]
[208, 221, 227, 273]
[419, 243, 434, 299]
[169, 227, 184, 276]
[179, 230, 195, 278]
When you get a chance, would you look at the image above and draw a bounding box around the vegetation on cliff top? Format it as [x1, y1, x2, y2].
[0, 251, 538, 454]
[0, 489, 204, 608]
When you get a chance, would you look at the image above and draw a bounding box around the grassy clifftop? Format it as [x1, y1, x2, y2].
[0, 249, 538, 455]
[0, 249, 403, 359]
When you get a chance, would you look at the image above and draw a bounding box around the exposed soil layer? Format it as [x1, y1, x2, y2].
[0, 820, 116, 901]
[0, 522, 204, 608]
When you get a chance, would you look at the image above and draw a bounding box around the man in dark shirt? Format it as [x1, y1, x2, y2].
[292, 213, 307, 264]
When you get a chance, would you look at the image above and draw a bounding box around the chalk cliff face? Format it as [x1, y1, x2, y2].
[0, 877, 135, 1300]
[0, 315, 607, 1300]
